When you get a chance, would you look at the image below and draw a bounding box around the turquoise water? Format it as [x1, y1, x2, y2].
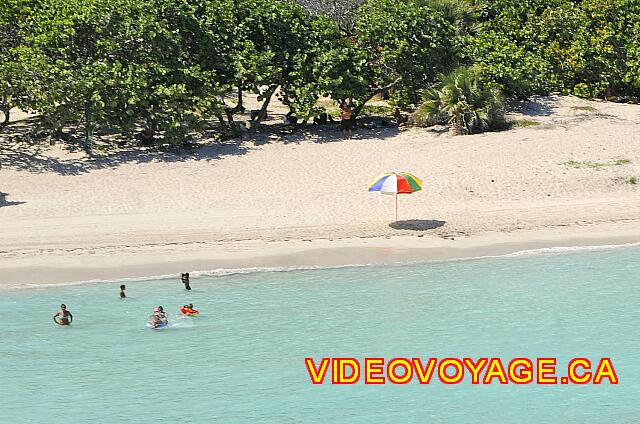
[1, 247, 639, 423]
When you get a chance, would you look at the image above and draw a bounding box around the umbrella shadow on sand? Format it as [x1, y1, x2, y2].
[0, 192, 26, 208]
[389, 219, 446, 231]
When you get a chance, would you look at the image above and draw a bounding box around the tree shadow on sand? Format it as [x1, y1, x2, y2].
[0, 135, 251, 176]
[389, 219, 446, 231]
[0, 192, 26, 208]
[0, 115, 400, 175]
[249, 121, 401, 145]
[507, 96, 560, 117]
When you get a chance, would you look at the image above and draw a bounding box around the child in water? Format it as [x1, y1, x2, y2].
[119, 284, 126, 299]
[180, 303, 200, 316]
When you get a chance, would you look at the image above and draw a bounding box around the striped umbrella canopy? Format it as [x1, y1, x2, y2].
[368, 172, 422, 221]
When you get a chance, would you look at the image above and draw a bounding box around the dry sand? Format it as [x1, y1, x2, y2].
[1, 95, 640, 287]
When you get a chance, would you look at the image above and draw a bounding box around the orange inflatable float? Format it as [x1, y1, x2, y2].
[180, 304, 200, 316]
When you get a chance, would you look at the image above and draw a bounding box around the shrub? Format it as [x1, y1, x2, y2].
[414, 66, 505, 134]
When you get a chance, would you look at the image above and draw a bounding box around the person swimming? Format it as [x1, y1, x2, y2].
[149, 306, 168, 328]
[119, 284, 126, 299]
[53, 304, 73, 326]
[149, 314, 161, 328]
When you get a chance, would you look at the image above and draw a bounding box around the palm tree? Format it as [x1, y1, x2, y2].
[415, 66, 504, 134]
[417, 0, 476, 29]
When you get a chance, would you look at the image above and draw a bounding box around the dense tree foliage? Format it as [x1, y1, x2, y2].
[354, 0, 457, 107]
[227, 0, 320, 126]
[0, 0, 37, 126]
[14, 0, 237, 149]
[465, 0, 640, 98]
[297, 0, 364, 33]
[1, 0, 639, 148]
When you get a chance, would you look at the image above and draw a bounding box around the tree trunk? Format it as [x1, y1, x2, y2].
[85, 125, 94, 154]
[410, 74, 419, 106]
[251, 85, 278, 130]
[0, 93, 9, 127]
[215, 112, 227, 128]
[140, 108, 156, 144]
[232, 84, 245, 113]
[0, 108, 9, 127]
[452, 113, 466, 135]
[224, 108, 236, 126]
[353, 100, 367, 120]
[84, 100, 94, 155]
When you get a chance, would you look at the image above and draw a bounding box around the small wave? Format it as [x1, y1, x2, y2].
[5, 241, 640, 290]
[2, 263, 375, 290]
[190, 264, 374, 278]
[500, 241, 640, 257]
[9, 274, 178, 290]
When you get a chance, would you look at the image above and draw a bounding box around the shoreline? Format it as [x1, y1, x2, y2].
[3, 220, 640, 289]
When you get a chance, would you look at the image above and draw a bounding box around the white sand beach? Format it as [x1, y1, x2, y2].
[1, 95, 640, 287]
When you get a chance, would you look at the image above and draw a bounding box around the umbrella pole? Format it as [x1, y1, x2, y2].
[395, 194, 398, 222]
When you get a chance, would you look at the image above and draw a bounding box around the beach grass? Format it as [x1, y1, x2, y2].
[562, 159, 632, 169]
[511, 119, 540, 128]
[571, 105, 598, 112]
[359, 104, 394, 116]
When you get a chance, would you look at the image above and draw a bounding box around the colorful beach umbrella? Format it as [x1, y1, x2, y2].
[368, 172, 422, 221]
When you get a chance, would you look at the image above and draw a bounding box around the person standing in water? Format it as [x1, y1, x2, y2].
[181, 273, 191, 290]
[119, 284, 126, 299]
[53, 304, 73, 326]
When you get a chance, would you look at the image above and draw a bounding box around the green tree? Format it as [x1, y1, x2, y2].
[464, 0, 640, 99]
[224, 0, 318, 129]
[132, 0, 236, 144]
[317, 0, 458, 118]
[462, 0, 564, 97]
[16, 0, 237, 150]
[0, 0, 39, 126]
[16, 0, 159, 146]
[570, 0, 640, 97]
